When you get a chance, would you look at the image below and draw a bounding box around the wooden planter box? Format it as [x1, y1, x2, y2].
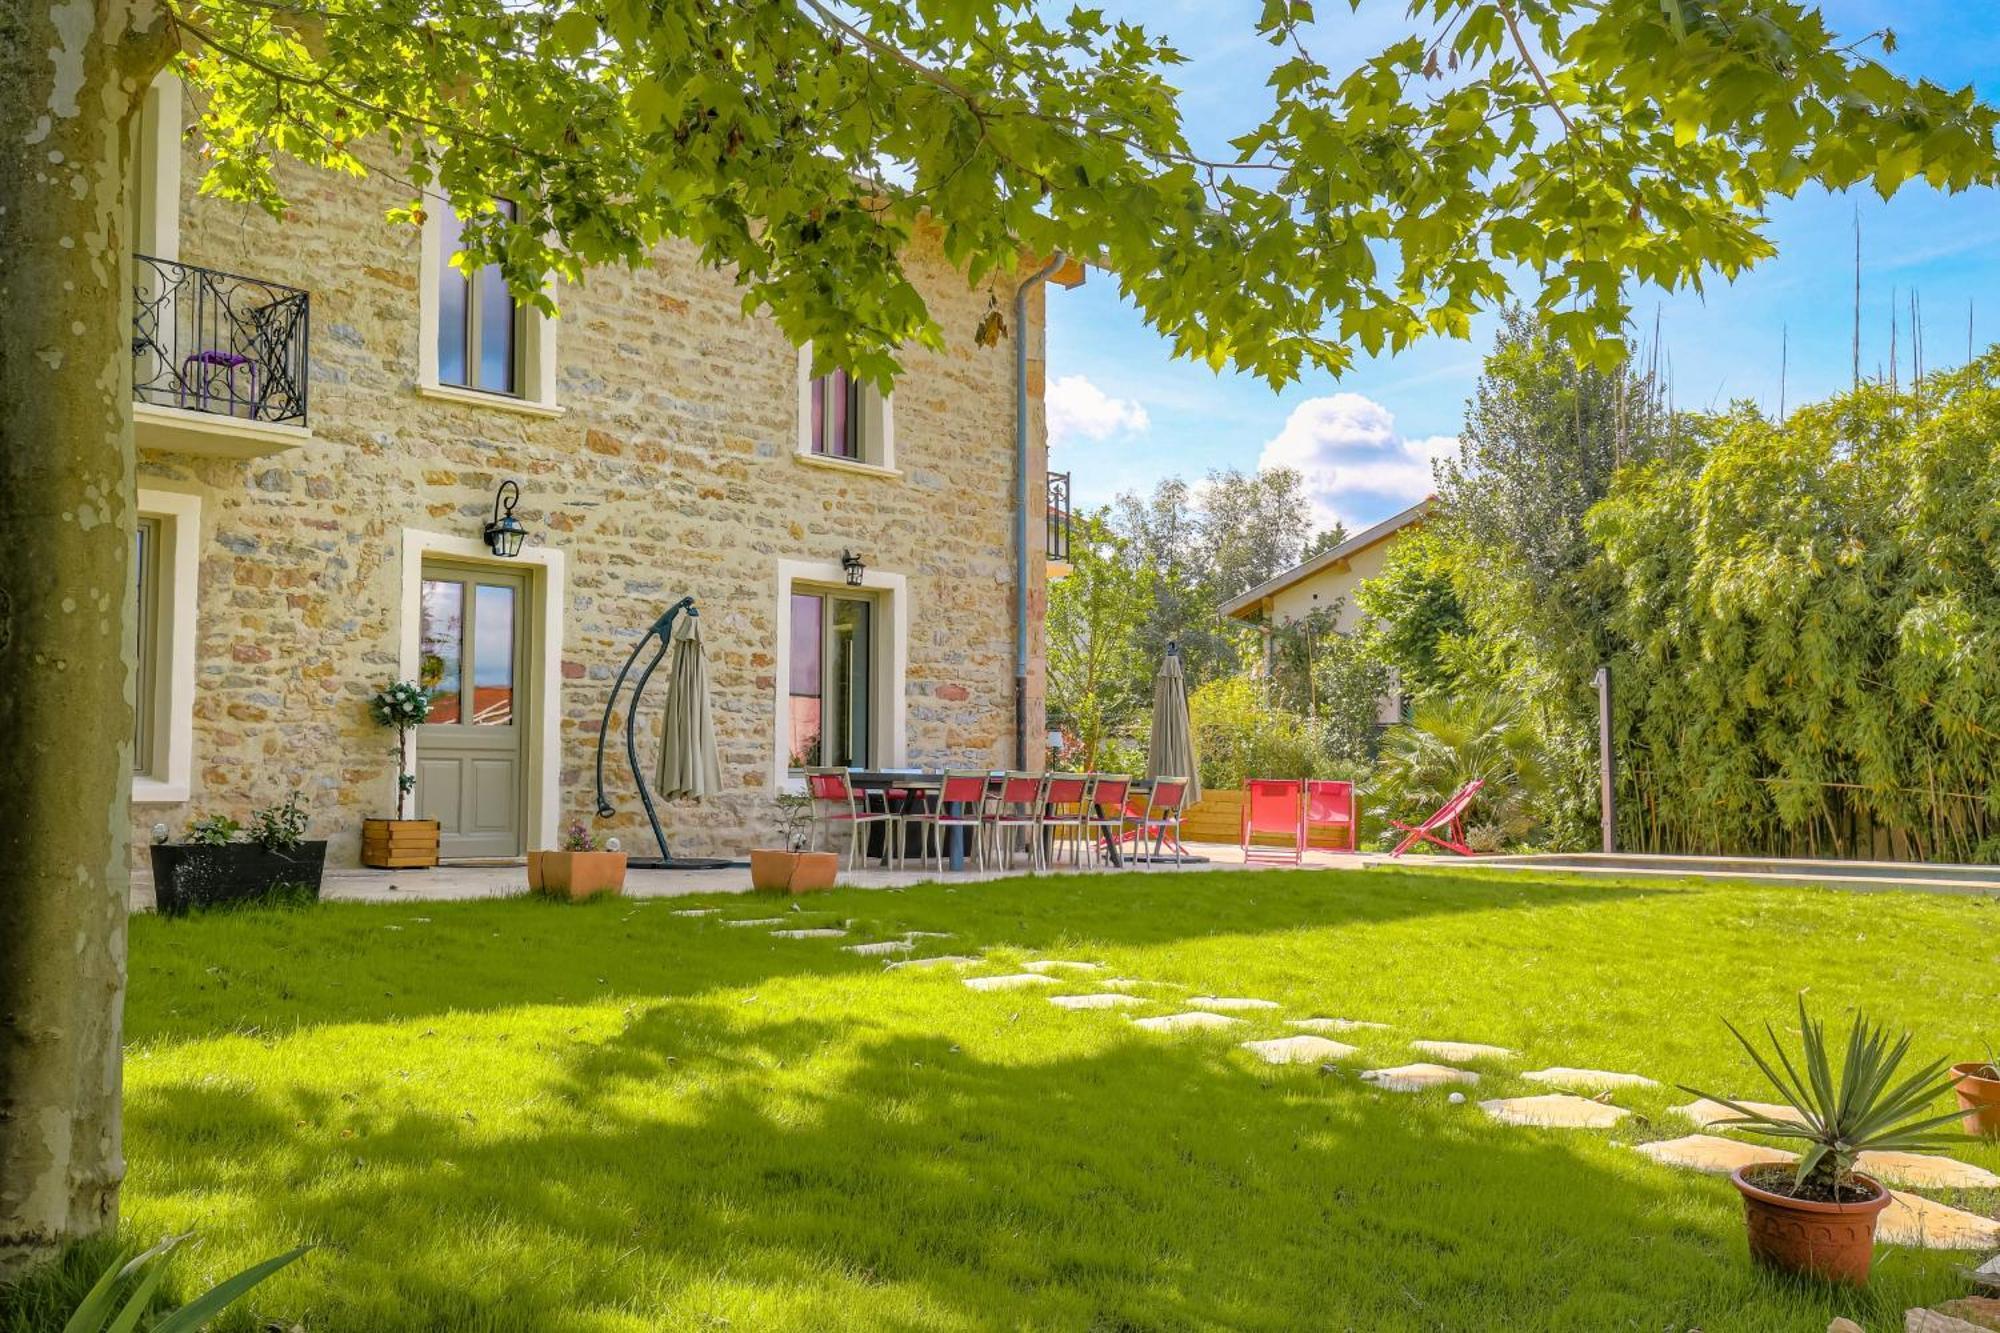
[1182, 788, 1360, 850]
[148, 841, 327, 917]
[361, 818, 440, 868]
[528, 849, 628, 899]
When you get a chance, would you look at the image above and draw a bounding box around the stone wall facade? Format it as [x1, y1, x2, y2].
[131, 144, 1054, 867]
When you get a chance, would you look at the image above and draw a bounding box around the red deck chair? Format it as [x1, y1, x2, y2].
[1303, 780, 1358, 853]
[1388, 779, 1486, 858]
[1240, 778, 1304, 865]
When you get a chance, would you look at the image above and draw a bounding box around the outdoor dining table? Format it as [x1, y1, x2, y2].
[845, 770, 1132, 871]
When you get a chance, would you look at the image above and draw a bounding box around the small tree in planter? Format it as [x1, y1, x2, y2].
[528, 821, 628, 900]
[749, 791, 838, 893]
[362, 680, 438, 868]
[150, 791, 327, 916]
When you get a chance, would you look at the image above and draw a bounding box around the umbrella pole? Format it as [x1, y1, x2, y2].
[593, 596, 691, 831]
[623, 618, 680, 863]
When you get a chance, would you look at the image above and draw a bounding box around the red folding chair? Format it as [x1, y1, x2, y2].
[1240, 778, 1303, 865]
[1123, 777, 1191, 868]
[1303, 779, 1358, 853]
[1388, 779, 1486, 857]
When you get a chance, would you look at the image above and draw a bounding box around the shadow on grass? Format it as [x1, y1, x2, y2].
[122, 991, 1959, 1333]
[125, 867, 1670, 1045]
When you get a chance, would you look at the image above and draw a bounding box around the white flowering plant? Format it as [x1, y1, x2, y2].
[368, 680, 433, 819]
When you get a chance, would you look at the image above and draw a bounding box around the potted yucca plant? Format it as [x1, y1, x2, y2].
[1682, 997, 1965, 1285]
[362, 680, 439, 868]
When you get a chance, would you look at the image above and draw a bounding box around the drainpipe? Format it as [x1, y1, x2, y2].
[1014, 253, 1064, 770]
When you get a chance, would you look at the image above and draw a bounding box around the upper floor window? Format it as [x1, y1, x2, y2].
[796, 346, 894, 472]
[436, 199, 523, 396]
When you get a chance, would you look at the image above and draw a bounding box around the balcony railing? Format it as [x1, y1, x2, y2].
[1047, 470, 1072, 564]
[131, 254, 310, 427]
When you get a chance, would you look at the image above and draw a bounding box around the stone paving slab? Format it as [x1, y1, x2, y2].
[1242, 1035, 1359, 1064]
[1048, 993, 1146, 1010]
[1522, 1067, 1659, 1092]
[1190, 996, 1281, 1011]
[1480, 1094, 1629, 1129]
[1880, 1191, 2000, 1250]
[964, 973, 1063, 992]
[771, 928, 847, 939]
[1023, 960, 1101, 973]
[885, 955, 979, 970]
[1671, 1097, 1810, 1129]
[844, 940, 915, 955]
[1132, 1011, 1245, 1033]
[669, 908, 719, 917]
[1100, 978, 1150, 989]
[1410, 1040, 1518, 1062]
[1289, 1017, 1389, 1033]
[721, 917, 789, 927]
[1360, 1063, 1481, 1092]
[902, 931, 953, 939]
[1859, 1151, 2000, 1191]
[1975, 1254, 2000, 1292]
[1633, 1134, 1798, 1175]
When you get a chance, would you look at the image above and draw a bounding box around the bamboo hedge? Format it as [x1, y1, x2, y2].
[1589, 357, 2000, 862]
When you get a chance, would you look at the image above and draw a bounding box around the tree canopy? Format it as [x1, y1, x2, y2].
[175, 0, 2000, 387]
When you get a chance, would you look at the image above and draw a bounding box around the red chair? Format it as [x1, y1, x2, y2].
[1304, 780, 1359, 853]
[1388, 779, 1486, 857]
[903, 771, 991, 872]
[804, 767, 898, 868]
[1081, 774, 1132, 868]
[1036, 773, 1095, 869]
[1240, 778, 1304, 865]
[1124, 777, 1191, 868]
[985, 772, 1046, 869]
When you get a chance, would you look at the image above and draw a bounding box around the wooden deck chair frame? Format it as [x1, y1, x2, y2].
[1240, 778, 1304, 866]
[1387, 779, 1486, 858]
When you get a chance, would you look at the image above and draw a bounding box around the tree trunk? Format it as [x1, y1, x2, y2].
[0, 0, 172, 1277]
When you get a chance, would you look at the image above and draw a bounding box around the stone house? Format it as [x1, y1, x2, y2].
[123, 75, 1081, 867]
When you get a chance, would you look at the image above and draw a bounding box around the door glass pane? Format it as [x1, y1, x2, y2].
[787, 592, 823, 769]
[437, 204, 470, 387]
[420, 579, 465, 723]
[829, 597, 872, 767]
[471, 583, 515, 725]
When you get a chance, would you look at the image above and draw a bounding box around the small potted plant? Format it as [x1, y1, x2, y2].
[1952, 1044, 2000, 1139]
[361, 680, 439, 868]
[149, 792, 327, 915]
[1682, 997, 1966, 1285]
[529, 821, 628, 899]
[749, 791, 838, 893]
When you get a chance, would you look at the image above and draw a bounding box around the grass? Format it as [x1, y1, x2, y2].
[9, 866, 1998, 1331]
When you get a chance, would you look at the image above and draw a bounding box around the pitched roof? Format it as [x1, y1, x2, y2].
[1218, 496, 1434, 621]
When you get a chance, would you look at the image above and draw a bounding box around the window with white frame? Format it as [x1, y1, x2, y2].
[418, 199, 559, 411]
[796, 346, 894, 470]
[787, 586, 879, 770]
[132, 490, 201, 802]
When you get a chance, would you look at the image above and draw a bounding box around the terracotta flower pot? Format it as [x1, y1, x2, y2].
[1953, 1062, 2000, 1139]
[1730, 1165, 1890, 1285]
[749, 849, 839, 893]
[532, 850, 627, 899]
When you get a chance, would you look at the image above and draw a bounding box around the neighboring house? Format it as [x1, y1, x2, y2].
[1217, 497, 1433, 724]
[122, 74, 1082, 867]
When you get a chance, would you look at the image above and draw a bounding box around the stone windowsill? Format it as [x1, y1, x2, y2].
[416, 381, 566, 419]
[793, 451, 902, 481]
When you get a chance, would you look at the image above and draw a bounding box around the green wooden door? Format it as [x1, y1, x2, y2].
[415, 561, 530, 859]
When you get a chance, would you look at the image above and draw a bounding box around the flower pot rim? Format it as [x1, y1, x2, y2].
[1730, 1164, 1891, 1215]
[1951, 1061, 2000, 1090]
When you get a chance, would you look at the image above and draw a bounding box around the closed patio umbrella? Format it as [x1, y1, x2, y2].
[656, 610, 721, 799]
[1148, 641, 1199, 804]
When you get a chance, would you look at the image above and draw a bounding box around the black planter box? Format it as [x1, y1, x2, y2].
[148, 841, 327, 916]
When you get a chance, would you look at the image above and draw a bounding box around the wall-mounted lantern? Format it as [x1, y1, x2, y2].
[484, 479, 527, 558]
[840, 549, 866, 587]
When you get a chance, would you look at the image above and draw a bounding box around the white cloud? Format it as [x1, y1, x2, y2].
[1047, 374, 1149, 450]
[1256, 392, 1457, 531]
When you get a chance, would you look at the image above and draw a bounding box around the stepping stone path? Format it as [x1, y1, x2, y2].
[902, 931, 953, 939]
[964, 973, 1061, 992]
[1634, 1134, 1797, 1176]
[1290, 1018, 1389, 1034]
[1879, 1191, 2000, 1250]
[1132, 1011, 1244, 1033]
[1410, 1040, 1517, 1062]
[1522, 1067, 1658, 1092]
[1480, 1094, 1629, 1129]
[1976, 1254, 2000, 1293]
[1189, 996, 1280, 1011]
[669, 908, 718, 917]
[1858, 1151, 2000, 1191]
[771, 928, 847, 939]
[1022, 960, 1101, 974]
[722, 917, 789, 927]
[1360, 1063, 1480, 1092]
[1048, 993, 1145, 1011]
[844, 940, 914, 956]
[1241, 1035, 1358, 1065]
[1671, 1097, 1808, 1128]
[885, 955, 979, 971]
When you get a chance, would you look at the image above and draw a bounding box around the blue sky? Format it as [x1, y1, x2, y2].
[1045, 2, 2000, 536]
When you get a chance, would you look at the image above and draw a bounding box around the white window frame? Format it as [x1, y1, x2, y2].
[130, 72, 182, 263]
[416, 201, 562, 417]
[132, 489, 201, 804]
[794, 344, 897, 476]
[772, 558, 906, 788]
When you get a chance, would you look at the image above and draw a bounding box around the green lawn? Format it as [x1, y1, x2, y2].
[42, 869, 2000, 1329]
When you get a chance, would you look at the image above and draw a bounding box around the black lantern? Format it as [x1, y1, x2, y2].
[484, 480, 527, 558]
[840, 549, 866, 587]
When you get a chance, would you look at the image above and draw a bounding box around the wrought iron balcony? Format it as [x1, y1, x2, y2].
[1047, 470, 1072, 564]
[131, 254, 309, 427]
